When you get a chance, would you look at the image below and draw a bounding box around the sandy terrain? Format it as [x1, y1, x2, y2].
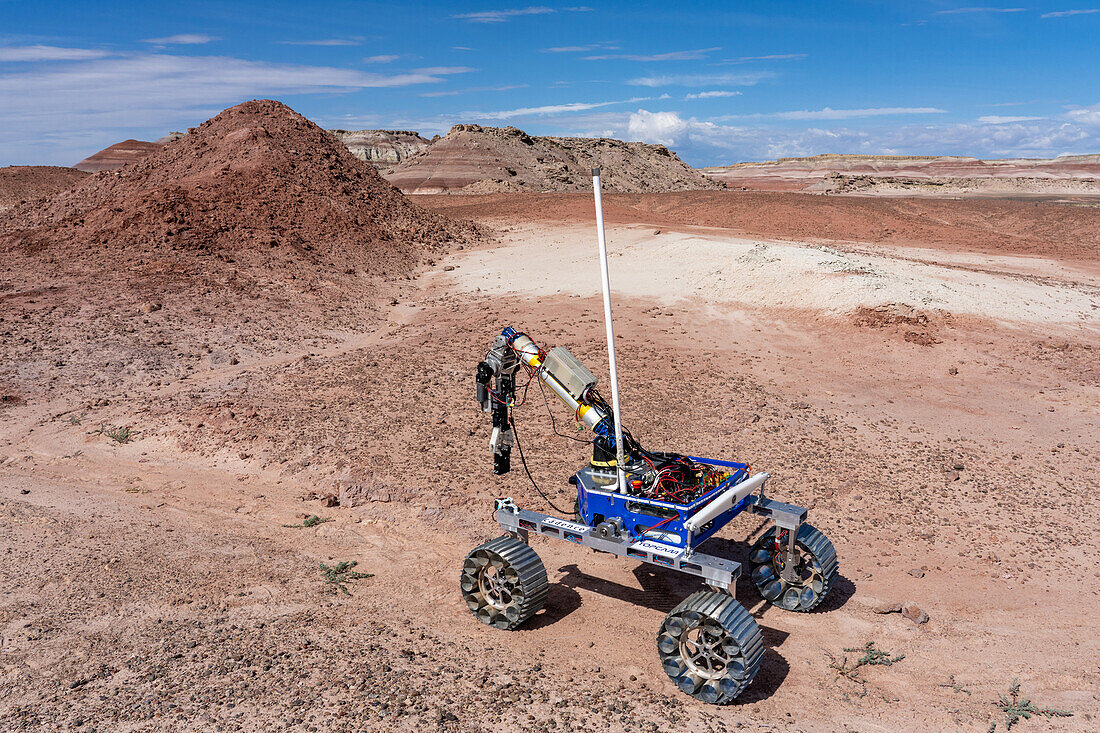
[1, 104, 1098, 731]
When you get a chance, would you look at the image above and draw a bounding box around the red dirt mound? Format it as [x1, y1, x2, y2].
[74, 139, 164, 172]
[0, 99, 480, 400]
[0, 166, 88, 213]
[4, 99, 475, 278]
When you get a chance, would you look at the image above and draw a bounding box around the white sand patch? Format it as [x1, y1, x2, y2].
[446, 224, 1099, 327]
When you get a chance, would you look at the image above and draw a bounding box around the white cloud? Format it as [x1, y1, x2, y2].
[364, 54, 400, 63]
[762, 106, 948, 120]
[0, 45, 110, 61]
[628, 71, 771, 88]
[141, 34, 218, 45]
[714, 53, 807, 65]
[278, 38, 362, 46]
[685, 90, 742, 100]
[584, 47, 720, 62]
[412, 66, 476, 75]
[1041, 8, 1100, 17]
[1066, 103, 1100, 125]
[936, 7, 1027, 14]
[627, 109, 688, 146]
[0, 51, 451, 164]
[419, 84, 527, 98]
[468, 98, 644, 120]
[542, 42, 617, 53]
[452, 7, 555, 23]
[978, 115, 1045, 123]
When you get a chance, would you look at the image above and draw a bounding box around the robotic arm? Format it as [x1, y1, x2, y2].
[476, 327, 621, 475]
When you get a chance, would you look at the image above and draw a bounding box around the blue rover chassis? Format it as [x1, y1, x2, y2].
[496, 456, 809, 594]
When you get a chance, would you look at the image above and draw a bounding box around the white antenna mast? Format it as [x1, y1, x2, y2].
[591, 168, 627, 494]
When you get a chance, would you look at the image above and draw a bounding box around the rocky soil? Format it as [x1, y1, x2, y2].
[0, 114, 1096, 731]
[0, 166, 88, 213]
[384, 124, 721, 194]
[0, 99, 481, 403]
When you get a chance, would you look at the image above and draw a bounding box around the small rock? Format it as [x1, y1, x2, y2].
[948, 366, 958, 375]
[141, 302, 162, 314]
[907, 568, 925, 578]
[901, 603, 929, 624]
[952, 463, 964, 471]
[873, 602, 902, 614]
[20, 488, 30, 495]
[320, 494, 339, 508]
[653, 229, 661, 235]
[443, 265, 455, 272]
[945, 470, 960, 482]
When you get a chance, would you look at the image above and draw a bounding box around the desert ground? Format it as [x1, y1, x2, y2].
[2, 105, 1098, 732]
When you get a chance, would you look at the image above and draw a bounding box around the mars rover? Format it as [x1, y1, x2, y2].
[460, 171, 838, 704]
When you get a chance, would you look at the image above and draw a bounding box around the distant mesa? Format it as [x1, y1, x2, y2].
[71, 122, 718, 194]
[383, 123, 722, 194]
[74, 139, 165, 173]
[329, 129, 430, 168]
[703, 152, 1100, 193]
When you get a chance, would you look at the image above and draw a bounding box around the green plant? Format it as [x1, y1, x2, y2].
[827, 641, 904, 683]
[106, 426, 134, 444]
[993, 679, 1072, 730]
[938, 674, 972, 696]
[320, 561, 373, 595]
[89, 423, 135, 444]
[283, 515, 334, 529]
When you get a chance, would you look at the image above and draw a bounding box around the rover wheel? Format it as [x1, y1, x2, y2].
[749, 523, 838, 612]
[461, 535, 548, 630]
[657, 590, 764, 704]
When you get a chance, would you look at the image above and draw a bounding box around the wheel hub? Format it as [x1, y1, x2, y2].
[678, 620, 736, 680]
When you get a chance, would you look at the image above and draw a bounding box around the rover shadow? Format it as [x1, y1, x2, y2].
[524, 583, 583, 630]
[555, 561, 707, 614]
[736, 647, 790, 705]
[703, 535, 857, 614]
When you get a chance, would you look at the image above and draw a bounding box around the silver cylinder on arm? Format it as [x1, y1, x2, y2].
[509, 333, 607, 430]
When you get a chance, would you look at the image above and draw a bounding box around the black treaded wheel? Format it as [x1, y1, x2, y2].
[749, 523, 838, 612]
[461, 535, 548, 630]
[657, 590, 764, 704]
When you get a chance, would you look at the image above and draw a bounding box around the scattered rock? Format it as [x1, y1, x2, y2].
[901, 603, 929, 624]
[873, 602, 903, 614]
[140, 302, 162, 314]
[907, 568, 925, 578]
[320, 494, 339, 508]
[945, 470, 960, 482]
[443, 265, 455, 271]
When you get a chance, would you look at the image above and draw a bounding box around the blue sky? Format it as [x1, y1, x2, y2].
[2, 1, 1099, 166]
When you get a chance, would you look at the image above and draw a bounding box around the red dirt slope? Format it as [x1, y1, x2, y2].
[0, 165, 88, 213]
[0, 99, 480, 399]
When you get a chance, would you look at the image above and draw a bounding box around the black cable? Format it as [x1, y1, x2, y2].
[510, 414, 573, 515]
[537, 378, 591, 444]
